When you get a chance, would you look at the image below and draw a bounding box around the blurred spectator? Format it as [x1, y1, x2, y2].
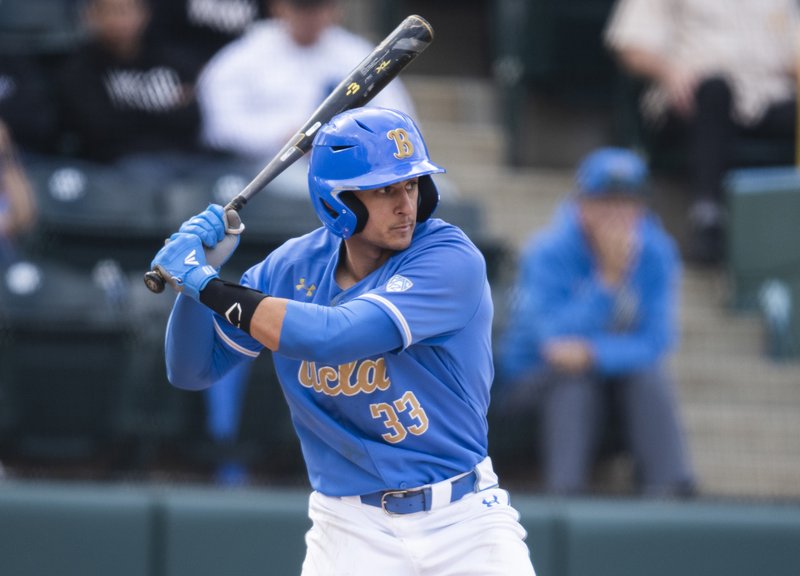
[0, 120, 37, 268]
[56, 0, 204, 175]
[204, 362, 251, 486]
[0, 54, 59, 156]
[605, 0, 800, 265]
[147, 0, 265, 76]
[496, 148, 695, 498]
[197, 0, 416, 165]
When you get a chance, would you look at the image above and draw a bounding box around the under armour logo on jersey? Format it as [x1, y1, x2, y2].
[482, 495, 500, 508]
[295, 278, 316, 298]
[386, 274, 413, 293]
[387, 128, 414, 159]
[184, 249, 200, 266]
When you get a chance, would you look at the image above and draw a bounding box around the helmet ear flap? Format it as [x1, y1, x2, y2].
[416, 175, 439, 223]
[340, 192, 368, 235]
[340, 177, 439, 236]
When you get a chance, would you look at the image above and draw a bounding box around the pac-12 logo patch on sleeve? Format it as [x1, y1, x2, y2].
[386, 274, 413, 292]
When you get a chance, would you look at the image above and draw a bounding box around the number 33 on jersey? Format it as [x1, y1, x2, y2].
[299, 358, 429, 444]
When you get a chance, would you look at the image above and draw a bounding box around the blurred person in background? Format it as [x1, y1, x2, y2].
[496, 148, 695, 498]
[0, 120, 37, 268]
[0, 54, 59, 157]
[196, 0, 416, 183]
[56, 0, 205, 177]
[146, 0, 266, 76]
[605, 0, 800, 265]
[203, 361, 252, 486]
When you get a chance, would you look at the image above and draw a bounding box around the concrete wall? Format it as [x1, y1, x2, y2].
[2, 481, 799, 576]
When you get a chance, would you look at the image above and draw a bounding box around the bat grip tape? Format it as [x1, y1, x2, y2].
[200, 278, 268, 335]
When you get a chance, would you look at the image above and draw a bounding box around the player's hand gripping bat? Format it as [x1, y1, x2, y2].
[144, 14, 434, 293]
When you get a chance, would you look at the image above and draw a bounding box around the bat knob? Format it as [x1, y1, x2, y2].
[144, 270, 166, 293]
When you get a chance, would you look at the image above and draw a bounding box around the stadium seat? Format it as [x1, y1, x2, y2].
[24, 156, 169, 273]
[0, 258, 134, 463]
[724, 167, 800, 311]
[0, 0, 82, 56]
[724, 167, 800, 358]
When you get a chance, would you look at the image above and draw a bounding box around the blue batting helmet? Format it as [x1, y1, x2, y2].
[308, 107, 445, 239]
[575, 147, 648, 198]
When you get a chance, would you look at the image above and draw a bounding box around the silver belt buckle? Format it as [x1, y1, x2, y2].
[380, 488, 418, 516]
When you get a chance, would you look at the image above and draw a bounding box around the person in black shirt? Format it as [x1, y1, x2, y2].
[0, 54, 59, 156]
[56, 0, 203, 169]
[146, 0, 265, 77]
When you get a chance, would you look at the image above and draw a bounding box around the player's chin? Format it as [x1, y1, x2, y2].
[387, 225, 415, 249]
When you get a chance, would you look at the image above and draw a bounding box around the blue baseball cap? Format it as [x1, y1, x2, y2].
[575, 147, 648, 198]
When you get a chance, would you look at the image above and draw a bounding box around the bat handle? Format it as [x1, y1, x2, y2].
[226, 194, 247, 213]
[143, 269, 166, 294]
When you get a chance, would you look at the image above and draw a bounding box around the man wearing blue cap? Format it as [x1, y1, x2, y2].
[497, 147, 695, 497]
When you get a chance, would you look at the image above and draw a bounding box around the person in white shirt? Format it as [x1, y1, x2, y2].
[605, 0, 799, 264]
[197, 0, 415, 163]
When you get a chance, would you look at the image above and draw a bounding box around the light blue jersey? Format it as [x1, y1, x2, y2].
[212, 218, 494, 496]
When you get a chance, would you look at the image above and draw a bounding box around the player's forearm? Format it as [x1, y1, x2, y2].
[165, 295, 225, 390]
[248, 295, 287, 351]
[200, 280, 403, 363]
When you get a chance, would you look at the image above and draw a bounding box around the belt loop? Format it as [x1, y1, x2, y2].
[429, 478, 452, 510]
[474, 456, 499, 491]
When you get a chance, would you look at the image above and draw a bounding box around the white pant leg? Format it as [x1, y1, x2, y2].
[300, 491, 415, 576]
[300, 488, 536, 576]
[408, 488, 536, 576]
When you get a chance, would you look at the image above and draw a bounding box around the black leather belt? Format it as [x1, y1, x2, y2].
[360, 470, 478, 515]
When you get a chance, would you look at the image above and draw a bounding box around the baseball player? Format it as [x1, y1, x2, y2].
[150, 107, 536, 575]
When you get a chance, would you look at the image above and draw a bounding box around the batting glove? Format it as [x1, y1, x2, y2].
[151, 232, 219, 301]
[178, 204, 245, 269]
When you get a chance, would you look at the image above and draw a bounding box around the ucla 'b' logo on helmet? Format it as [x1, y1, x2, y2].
[387, 128, 414, 159]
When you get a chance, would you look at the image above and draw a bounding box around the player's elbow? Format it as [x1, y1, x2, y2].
[166, 364, 214, 391]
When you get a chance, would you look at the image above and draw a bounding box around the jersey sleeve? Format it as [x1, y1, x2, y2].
[358, 230, 488, 349]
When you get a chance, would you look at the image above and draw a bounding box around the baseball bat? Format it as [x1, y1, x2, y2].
[144, 14, 434, 293]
